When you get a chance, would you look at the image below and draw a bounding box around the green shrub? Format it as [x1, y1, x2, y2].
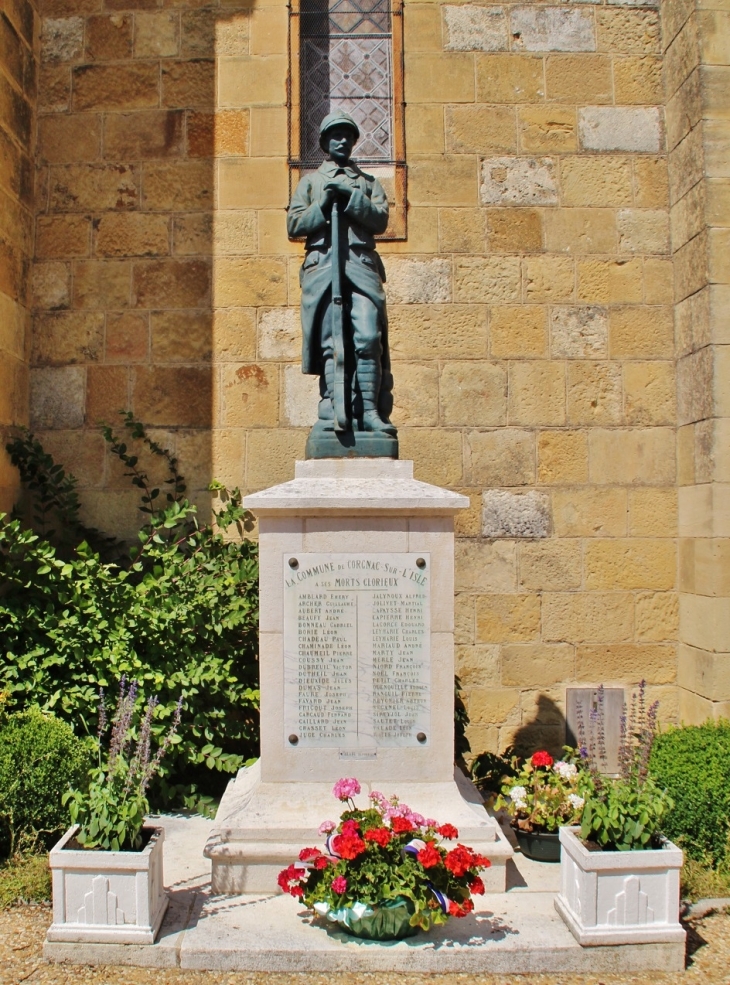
[0, 708, 92, 857]
[0, 416, 260, 808]
[0, 854, 51, 907]
[650, 720, 730, 867]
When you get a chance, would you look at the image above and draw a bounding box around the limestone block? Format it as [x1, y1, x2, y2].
[38, 115, 101, 164]
[577, 260, 643, 304]
[85, 13, 133, 61]
[135, 11, 179, 57]
[454, 256, 521, 303]
[560, 156, 633, 207]
[681, 593, 730, 654]
[103, 110, 184, 160]
[475, 594, 541, 643]
[623, 362, 676, 426]
[133, 259, 210, 309]
[397, 428, 463, 486]
[219, 363, 280, 428]
[678, 643, 730, 703]
[404, 52, 475, 103]
[609, 306, 673, 358]
[518, 106, 576, 153]
[443, 5, 508, 52]
[439, 361, 507, 426]
[438, 208, 487, 253]
[455, 594, 475, 645]
[456, 644, 500, 688]
[669, 128, 704, 208]
[32, 311, 104, 366]
[39, 64, 70, 113]
[250, 106, 287, 157]
[162, 60, 214, 109]
[181, 9, 231, 58]
[613, 55, 663, 105]
[406, 104, 444, 154]
[455, 539, 517, 592]
[636, 591, 679, 642]
[550, 306, 608, 358]
[142, 161, 214, 212]
[187, 109, 249, 157]
[465, 428, 535, 486]
[576, 643, 675, 684]
[490, 305, 547, 358]
[30, 366, 85, 429]
[482, 488, 551, 539]
[72, 260, 131, 310]
[391, 362, 439, 426]
[41, 17, 83, 61]
[596, 8, 660, 55]
[150, 310, 213, 363]
[105, 312, 149, 363]
[629, 488, 677, 537]
[566, 361, 622, 425]
[502, 643, 575, 687]
[674, 230, 708, 306]
[487, 209, 543, 252]
[476, 53, 544, 103]
[445, 105, 516, 154]
[578, 107, 662, 153]
[213, 257, 287, 307]
[258, 307, 299, 360]
[212, 211, 257, 256]
[383, 257, 451, 304]
[32, 262, 70, 310]
[245, 429, 307, 490]
[35, 429, 106, 488]
[677, 347, 714, 426]
[545, 54, 612, 103]
[49, 163, 139, 212]
[408, 156, 478, 206]
[86, 365, 130, 424]
[543, 591, 633, 644]
[212, 309, 257, 363]
[508, 362, 566, 425]
[510, 7, 594, 52]
[524, 256, 575, 302]
[480, 156, 558, 206]
[553, 487, 627, 537]
[218, 55, 287, 107]
[665, 69, 701, 154]
[454, 489, 482, 538]
[95, 213, 170, 258]
[519, 540, 582, 590]
[644, 259, 673, 305]
[537, 430, 588, 485]
[544, 210, 617, 256]
[663, 0, 694, 44]
[72, 64, 160, 111]
[132, 366, 212, 428]
[218, 157, 288, 209]
[469, 687, 521, 726]
[588, 428, 675, 484]
[585, 539, 676, 590]
[389, 304, 487, 359]
[404, 4, 442, 52]
[616, 209, 670, 255]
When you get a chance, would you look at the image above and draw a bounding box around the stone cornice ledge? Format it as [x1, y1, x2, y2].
[244, 459, 470, 516]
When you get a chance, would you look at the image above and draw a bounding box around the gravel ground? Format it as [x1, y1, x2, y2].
[1, 905, 729, 985]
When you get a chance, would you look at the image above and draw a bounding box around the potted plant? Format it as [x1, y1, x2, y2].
[555, 684, 685, 946]
[46, 679, 181, 944]
[495, 750, 586, 862]
[278, 777, 491, 940]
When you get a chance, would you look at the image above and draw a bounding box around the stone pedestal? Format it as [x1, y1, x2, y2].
[204, 459, 512, 892]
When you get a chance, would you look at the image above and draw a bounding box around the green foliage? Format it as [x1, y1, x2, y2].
[470, 751, 518, 794]
[0, 854, 51, 908]
[496, 751, 586, 833]
[0, 417, 260, 806]
[579, 773, 673, 851]
[649, 720, 730, 867]
[0, 708, 92, 857]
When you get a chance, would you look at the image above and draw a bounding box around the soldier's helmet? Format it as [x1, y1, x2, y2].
[319, 112, 360, 151]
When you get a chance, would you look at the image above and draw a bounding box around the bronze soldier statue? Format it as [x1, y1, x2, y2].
[287, 112, 398, 458]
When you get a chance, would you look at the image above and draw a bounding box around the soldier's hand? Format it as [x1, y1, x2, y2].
[324, 178, 352, 201]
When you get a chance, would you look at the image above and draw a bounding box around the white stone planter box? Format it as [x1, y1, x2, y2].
[47, 825, 168, 944]
[555, 826, 685, 946]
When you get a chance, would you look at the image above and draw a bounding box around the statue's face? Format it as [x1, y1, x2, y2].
[325, 126, 356, 164]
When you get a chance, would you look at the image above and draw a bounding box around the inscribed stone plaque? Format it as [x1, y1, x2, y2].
[283, 553, 431, 751]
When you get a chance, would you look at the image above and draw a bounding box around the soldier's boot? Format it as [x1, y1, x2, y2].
[317, 355, 335, 424]
[357, 358, 397, 435]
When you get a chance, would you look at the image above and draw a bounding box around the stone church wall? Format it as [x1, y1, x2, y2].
[23, 0, 728, 753]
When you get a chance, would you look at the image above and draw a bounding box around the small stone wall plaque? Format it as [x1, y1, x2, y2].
[283, 553, 430, 750]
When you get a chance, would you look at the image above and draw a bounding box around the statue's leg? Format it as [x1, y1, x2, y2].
[317, 296, 335, 425]
[351, 291, 396, 435]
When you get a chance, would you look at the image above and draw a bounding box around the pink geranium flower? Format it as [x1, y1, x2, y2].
[318, 820, 336, 835]
[331, 875, 347, 894]
[333, 777, 361, 801]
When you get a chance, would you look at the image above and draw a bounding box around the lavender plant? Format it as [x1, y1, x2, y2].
[63, 679, 182, 851]
[578, 682, 672, 851]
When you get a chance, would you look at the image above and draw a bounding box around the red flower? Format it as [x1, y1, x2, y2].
[364, 827, 392, 847]
[417, 841, 442, 869]
[332, 833, 367, 860]
[531, 750, 554, 768]
[341, 819, 360, 836]
[437, 823, 459, 840]
[290, 885, 304, 898]
[448, 898, 474, 917]
[314, 856, 329, 870]
[391, 816, 414, 834]
[469, 877, 485, 895]
[298, 847, 320, 861]
[473, 853, 491, 869]
[277, 864, 306, 895]
[444, 845, 479, 878]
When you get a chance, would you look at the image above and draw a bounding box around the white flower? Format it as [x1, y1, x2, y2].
[568, 793, 585, 810]
[553, 761, 577, 780]
[509, 785, 527, 809]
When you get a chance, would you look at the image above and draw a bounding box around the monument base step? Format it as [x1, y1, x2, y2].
[204, 761, 513, 893]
